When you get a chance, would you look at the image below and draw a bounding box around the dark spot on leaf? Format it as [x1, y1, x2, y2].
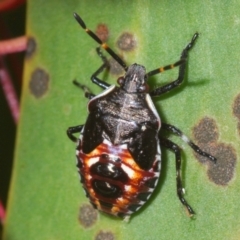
[232, 93, 240, 136]
[29, 68, 49, 98]
[95, 24, 109, 42]
[193, 117, 219, 144]
[78, 204, 98, 228]
[95, 231, 115, 240]
[117, 32, 136, 51]
[108, 57, 125, 76]
[26, 37, 36, 58]
[193, 116, 237, 185]
[237, 122, 240, 136]
[207, 143, 236, 186]
[232, 93, 240, 119]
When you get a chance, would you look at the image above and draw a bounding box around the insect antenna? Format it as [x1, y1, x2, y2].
[146, 32, 198, 78]
[146, 59, 185, 78]
[73, 12, 128, 71]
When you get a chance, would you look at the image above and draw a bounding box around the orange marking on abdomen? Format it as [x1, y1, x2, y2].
[77, 139, 160, 217]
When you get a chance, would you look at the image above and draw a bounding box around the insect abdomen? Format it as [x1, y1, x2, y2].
[76, 137, 161, 218]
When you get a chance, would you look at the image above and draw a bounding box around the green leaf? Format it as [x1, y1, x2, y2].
[3, 1, 240, 239]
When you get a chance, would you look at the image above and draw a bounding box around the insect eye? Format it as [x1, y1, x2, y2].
[138, 83, 149, 93]
[117, 76, 125, 86]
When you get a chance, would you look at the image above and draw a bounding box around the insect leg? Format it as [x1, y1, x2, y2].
[159, 136, 195, 216]
[161, 122, 216, 163]
[91, 47, 111, 90]
[72, 80, 95, 99]
[149, 33, 199, 97]
[73, 48, 109, 97]
[67, 125, 84, 142]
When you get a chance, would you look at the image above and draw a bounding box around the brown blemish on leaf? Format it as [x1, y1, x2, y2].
[26, 37, 36, 58]
[29, 68, 49, 98]
[95, 231, 115, 240]
[207, 143, 236, 186]
[78, 204, 98, 228]
[193, 117, 219, 144]
[117, 32, 136, 51]
[237, 122, 240, 136]
[95, 24, 109, 43]
[232, 93, 240, 136]
[193, 116, 236, 185]
[232, 93, 240, 119]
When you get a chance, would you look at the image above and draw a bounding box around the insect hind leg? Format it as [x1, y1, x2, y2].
[159, 137, 195, 216]
[161, 123, 216, 163]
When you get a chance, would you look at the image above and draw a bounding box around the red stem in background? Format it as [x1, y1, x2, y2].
[0, 36, 27, 124]
[0, 200, 5, 224]
[0, 36, 27, 55]
[0, 57, 20, 124]
[0, 0, 25, 12]
[0, 0, 26, 227]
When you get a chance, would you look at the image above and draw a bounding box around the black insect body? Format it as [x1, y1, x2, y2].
[67, 12, 216, 220]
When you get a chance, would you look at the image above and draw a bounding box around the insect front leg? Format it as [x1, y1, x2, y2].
[73, 48, 110, 99]
[67, 124, 84, 142]
[149, 33, 199, 97]
[72, 81, 95, 99]
[91, 47, 111, 90]
[159, 137, 195, 216]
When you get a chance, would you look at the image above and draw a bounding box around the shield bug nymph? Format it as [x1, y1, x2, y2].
[67, 12, 216, 220]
